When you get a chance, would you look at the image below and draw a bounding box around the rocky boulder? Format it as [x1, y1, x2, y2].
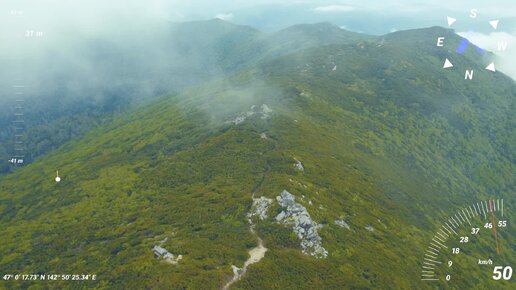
[248, 196, 273, 220]
[275, 190, 327, 258]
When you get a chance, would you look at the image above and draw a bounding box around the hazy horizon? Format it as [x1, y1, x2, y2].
[2, 0, 514, 79]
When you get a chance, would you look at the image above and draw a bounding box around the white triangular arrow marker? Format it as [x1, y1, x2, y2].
[485, 62, 496, 72]
[447, 17, 457, 26]
[443, 58, 454, 68]
[489, 20, 499, 29]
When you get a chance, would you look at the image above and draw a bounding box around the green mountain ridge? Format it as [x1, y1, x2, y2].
[0, 25, 514, 289]
[0, 20, 372, 175]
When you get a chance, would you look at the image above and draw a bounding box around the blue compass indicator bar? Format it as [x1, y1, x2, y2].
[456, 29, 487, 55]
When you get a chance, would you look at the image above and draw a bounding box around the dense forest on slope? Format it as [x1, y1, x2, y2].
[0, 20, 371, 175]
[0, 24, 514, 289]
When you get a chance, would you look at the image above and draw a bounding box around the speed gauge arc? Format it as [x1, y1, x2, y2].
[421, 197, 513, 288]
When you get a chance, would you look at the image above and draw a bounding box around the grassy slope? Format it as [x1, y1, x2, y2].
[0, 27, 514, 289]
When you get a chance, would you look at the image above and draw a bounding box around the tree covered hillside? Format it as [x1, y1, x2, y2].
[0, 20, 371, 175]
[0, 26, 514, 289]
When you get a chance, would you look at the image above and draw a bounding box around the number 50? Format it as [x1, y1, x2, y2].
[493, 266, 512, 280]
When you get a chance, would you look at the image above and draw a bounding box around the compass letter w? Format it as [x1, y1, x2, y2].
[497, 41, 508, 51]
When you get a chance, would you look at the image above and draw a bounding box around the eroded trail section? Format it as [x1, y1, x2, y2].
[223, 236, 268, 290]
[222, 196, 271, 290]
[222, 135, 277, 290]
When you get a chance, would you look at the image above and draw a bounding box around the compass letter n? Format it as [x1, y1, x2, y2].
[465, 70, 474, 80]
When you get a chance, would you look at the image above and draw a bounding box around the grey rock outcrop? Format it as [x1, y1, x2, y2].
[335, 220, 350, 230]
[275, 190, 327, 258]
[261, 104, 272, 119]
[152, 245, 183, 265]
[293, 159, 304, 171]
[248, 196, 273, 221]
[226, 104, 272, 125]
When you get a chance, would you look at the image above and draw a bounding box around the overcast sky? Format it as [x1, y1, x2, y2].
[2, 0, 514, 78]
[3, 0, 514, 31]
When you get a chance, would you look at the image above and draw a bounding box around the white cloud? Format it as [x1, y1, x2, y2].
[457, 31, 514, 52]
[458, 31, 516, 80]
[215, 13, 234, 21]
[314, 5, 355, 13]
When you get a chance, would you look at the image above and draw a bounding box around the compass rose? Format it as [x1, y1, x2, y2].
[436, 9, 508, 80]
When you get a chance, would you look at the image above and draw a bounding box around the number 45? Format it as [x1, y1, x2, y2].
[493, 266, 512, 280]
